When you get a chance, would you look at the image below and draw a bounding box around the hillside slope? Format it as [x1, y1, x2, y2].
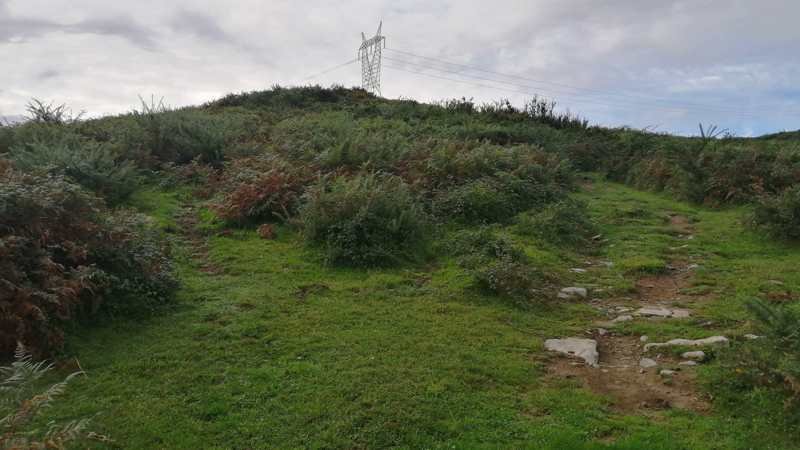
[2, 87, 799, 449]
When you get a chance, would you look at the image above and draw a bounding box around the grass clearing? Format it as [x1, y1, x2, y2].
[40, 177, 799, 449]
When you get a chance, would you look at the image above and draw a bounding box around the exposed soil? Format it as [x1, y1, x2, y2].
[175, 204, 223, 275]
[550, 334, 709, 413]
[547, 214, 711, 414]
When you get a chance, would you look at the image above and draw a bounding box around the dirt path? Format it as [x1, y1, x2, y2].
[548, 214, 711, 414]
[174, 204, 223, 275]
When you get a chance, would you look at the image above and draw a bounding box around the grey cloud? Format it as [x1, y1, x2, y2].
[36, 69, 59, 80]
[0, 0, 797, 136]
[169, 9, 236, 45]
[0, 4, 158, 50]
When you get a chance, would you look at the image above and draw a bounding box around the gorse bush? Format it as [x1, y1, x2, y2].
[0, 168, 176, 356]
[212, 154, 312, 224]
[300, 173, 429, 267]
[10, 138, 139, 205]
[271, 112, 413, 170]
[433, 178, 517, 224]
[128, 98, 247, 166]
[751, 186, 800, 240]
[452, 228, 546, 306]
[516, 198, 599, 249]
[424, 143, 572, 223]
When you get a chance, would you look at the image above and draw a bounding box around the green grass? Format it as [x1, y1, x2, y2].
[48, 178, 800, 449]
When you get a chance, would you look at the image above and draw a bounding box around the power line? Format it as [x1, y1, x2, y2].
[302, 58, 359, 81]
[385, 48, 799, 116]
[383, 56, 774, 116]
[382, 63, 776, 117]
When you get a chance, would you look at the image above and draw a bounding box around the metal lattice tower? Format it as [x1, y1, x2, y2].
[358, 22, 386, 95]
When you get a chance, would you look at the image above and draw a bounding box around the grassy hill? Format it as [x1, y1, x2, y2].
[1, 87, 799, 449]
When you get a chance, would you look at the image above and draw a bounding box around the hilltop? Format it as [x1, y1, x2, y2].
[1, 86, 799, 449]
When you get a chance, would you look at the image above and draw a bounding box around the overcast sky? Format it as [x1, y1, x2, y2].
[1, 0, 798, 136]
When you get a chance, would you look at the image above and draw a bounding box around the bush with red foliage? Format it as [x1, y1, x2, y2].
[0, 166, 176, 356]
[212, 154, 313, 224]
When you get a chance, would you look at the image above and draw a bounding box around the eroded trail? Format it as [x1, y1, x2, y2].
[548, 214, 713, 414]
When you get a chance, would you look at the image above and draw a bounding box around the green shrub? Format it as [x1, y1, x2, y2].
[516, 198, 599, 249]
[752, 186, 800, 240]
[271, 112, 413, 170]
[453, 228, 546, 305]
[300, 173, 429, 267]
[425, 143, 572, 223]
[0, 124, 13, 154]
[444, 226, 524, 260]
[472, 255, 546, 305]
[0, 168, 176, 356]
[128, 99, 246, 166]
[10, 139, 138, 205]
[718, 300, 800, 414]
[433, 178, 516, 224]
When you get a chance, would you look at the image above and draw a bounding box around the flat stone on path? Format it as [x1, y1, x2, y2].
[635, 307, 691, 318]
[558, 287, 588, 299]
[639, 358, 658, 368]
[611, 315, 633, 324]
[545, 338, 599, 367]
[635, 307, 672, 317]
[682, 351, 706, 360]
[645, 336, 729, 352]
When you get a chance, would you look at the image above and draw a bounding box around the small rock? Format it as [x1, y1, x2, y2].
[569, 268, 588, 274]
[660, 369, 677, 376]
[744, 334, 762, 340]
[559, 287, 588, 299]
[682, 351, 706, 360]
[679, 361, 698, 366]
[671, 308, 691, 318]
[611, 315, 633, 324]
[639, 358, 658, 368]
[640, 335, 649, 342]
[596, 328, 608, 336]
[635, 307, 691, 318]
[645, 336, 729, 352]
[767, 280, 784, 286]
[544, 338, 599, 367]
[591, 234, 603, 241]
[636, 307, 673, 318]
[686, 263, 700, 270]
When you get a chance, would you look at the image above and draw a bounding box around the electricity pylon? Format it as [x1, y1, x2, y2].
[358, 21, 386, 95]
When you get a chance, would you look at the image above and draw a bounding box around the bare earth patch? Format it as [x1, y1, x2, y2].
[548, 333, 709, 413]
[546, 213, 712, 413]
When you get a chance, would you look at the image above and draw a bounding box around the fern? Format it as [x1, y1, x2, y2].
[744, 299, 800, 407]
[0, 343, 105, 449]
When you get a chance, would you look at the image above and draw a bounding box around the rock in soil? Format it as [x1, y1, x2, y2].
[682, 350, 706, 360]
[611, 315, 634, 324]
[635, 307, 691, 318]
[545, 338, 599, 367]
[558, 287, 588, 299]
[645, 336, 728, 352]
[639, 358, 658, 368]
